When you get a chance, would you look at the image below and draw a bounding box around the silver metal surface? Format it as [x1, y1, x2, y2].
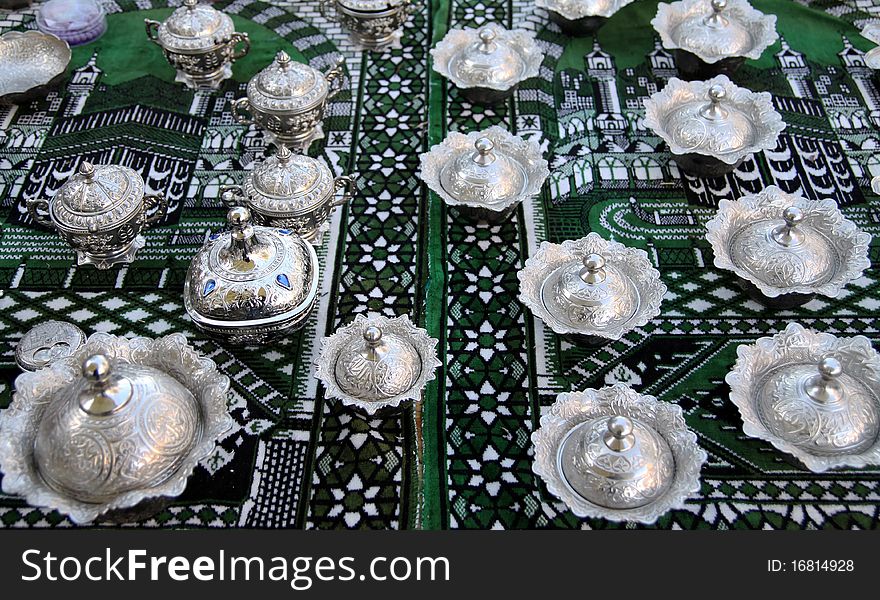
[651, 0, 778, 64]
[705, 185, 871, 298]
[517, 233, 666, 340]
[0, 30, 71, 104]
[644, 75, 785, 167]
[25, 161, 169, 270]
[15, 321, 86, 372]
[531, 384, 707, 523]
[0, 332, 233, 524]
[231, 50, 344, 152]
[316, 313, 441, 415]
[183, 207, 320, 345]
[418, 125, 549, 214]
[535, 0, 635, 20]
[861, 23, 880, 69]
[144, 0, 250, 90]
[726, 322, 880, 473]
[320, 0, 412, 51]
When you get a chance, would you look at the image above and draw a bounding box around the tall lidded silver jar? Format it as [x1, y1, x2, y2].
[535, 0, 636, 36]
[25, 161, 169, 269]
[145, 0, 250, 90]
[319, 0, 413, 51]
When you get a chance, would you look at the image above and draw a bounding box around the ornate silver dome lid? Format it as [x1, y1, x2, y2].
[246, 50, 330, 114]
[535, 0, 635, 20]
[517, 233, 667, 340]
[339, 0, 408, 10]
[431, 25, 543, 91]
[726, 322, 880, 472]
[155, 0, 235, 53]
[861, 23, 880, 69]
[705, 186, 871, 298]
[0, 332, 233, 523]
[644, 75, 785, 166]
[316, 314, 441, 415]
[243, 145, 335, 217]
[418, 126, 549, 211]
[15, 320, 86, 372]
[651, 0, 778, 64]
[532, 384, 707, 523]
[49, 161, 145, 229]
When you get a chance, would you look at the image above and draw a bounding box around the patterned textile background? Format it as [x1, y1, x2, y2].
[1, 0, 880, 529]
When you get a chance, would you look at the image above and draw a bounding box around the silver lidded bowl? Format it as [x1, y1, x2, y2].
[532, 384, 707, 524]
[652, 0, 778, 79]
[145, 0, 249, 90]
[431, 25, 544, 106]
[0, 30, 71, 105]
[184, 207, 320, 345]
[726, 322, 880, 473]
[705, 185, 871, 308]
[418, 125, 549, 223]
[221, 145, 356, 246]
[319, 0, 413, 51]
[16, 321, 86, 372]
[316, 313, 441, 416]
[0, 332, 233, 524]
[25, 161, 169, 270]
[535, 0, 636, 36]
[232, 50, 345, 153]
[643, 75, 785, 178]
[517, 232, 666, 345]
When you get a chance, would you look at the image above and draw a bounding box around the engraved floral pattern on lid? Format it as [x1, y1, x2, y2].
[156, 0, 235, 53]
[535, 0, 636, 20]
[247, 50, 331, 113]
[244, 145, 335, 216]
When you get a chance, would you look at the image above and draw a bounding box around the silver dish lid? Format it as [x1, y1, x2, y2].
[155, 0, 236, 53]
[418, 126, 549, 211]
[0, 332, 232, 523]
[338, 0, 408, 11]
[726, 322, 880, 472]
[532, 384, 707, 523]
[316, 314, 441, 415]
[705, 186, 871, 298]
[49, 161, 146, 232]
[517, 233, 667, 340]
[861, 23, 880, 69]
[184, 207, 320, 330]
[535, 0, 636, 20]
[651, 0, 778, 64]
[0, 31, 71, 101]
[243, 145, 335, 217]
[246, 50, 330, 114]
[431, 25, 543, 91]
[15, 321, 86, 372]
[643, 75, 785, 166]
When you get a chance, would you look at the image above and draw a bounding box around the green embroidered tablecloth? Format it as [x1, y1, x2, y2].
[1, 0, 879, 529]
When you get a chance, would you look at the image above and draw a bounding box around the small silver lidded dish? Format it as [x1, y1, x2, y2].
[145, 0, 250, 90]
[644, 75, 785, 178]
[518, 232, 666, 346]
[532, 384, 707, 524]
[316, 313, 441, 416]
[25, 161, 169, 270]
[319, 0, 413, 51]
[726, 322, 880, 473]
[221, 144, 356, 246]
[15, 320, 86, 372]
[535, 0, 636, 36]
[184, 207, 320, 345]
[0, 30, 71, 105]
[232, 50, 345, 153]
[705, 185, 871, 309]
[418, 125, 549, 223]
[0, 332, 233, 524]
[652, 0, 778, 79]
[431, 25, 544, 106]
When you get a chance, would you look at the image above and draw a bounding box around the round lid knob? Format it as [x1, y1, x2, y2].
[438, 136, 527, 207]
[705, 0, 729, 27]
[78, 354, 133, 416]
[805, 356, 844, 404]
[699, 84, 729, 121]
[472, 137, 496, 166]
[770, 206, 806, 248]
[477, 27, 497, 52]
[334, 324, 424, 402]
[579, 253, 607, 285]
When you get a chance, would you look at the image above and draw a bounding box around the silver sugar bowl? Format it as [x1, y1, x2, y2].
[705, 186, 871, 309]
[431, 25, 544, 106]
[532, 384, 707, 524]
[518, 233, 667, 346]
[418, 125, 549, 223]
[652, 0, 778, 79]
[316, 313, 441, 416]
[644, 75, 785, 178]
[535, 0, 636, 36]
[726, 322, 880, 473]
[0, 332, 233, 523]
[222, 145, 356, 246]
[25, 161, 169, 270]
[319, 0, 413, 51]
[184, 207, 320, 345]
[232, 50, 345, 152]
[145, 0, 250, 90]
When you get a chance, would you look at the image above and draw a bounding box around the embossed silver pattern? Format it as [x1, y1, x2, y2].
[320, 0, 412, 50]
[726, 323, 880, 472]
[535, 0, 635, 20]
[531, 384, 707, 523]
[16, 321, 86, 372]
[0, 30, 71, 104]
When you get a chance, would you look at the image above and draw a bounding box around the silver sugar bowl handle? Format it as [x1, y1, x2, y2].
[332, 174, 358, 208]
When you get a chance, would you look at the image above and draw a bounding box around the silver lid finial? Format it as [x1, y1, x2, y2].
[771, 206, 806, 247]
[603, 415, 636, 452]
[471, 137, 496, 166]
[478, 27, 497, 53]
[579, 253, 607, 285]
[699, 84, 729, 121]
[805, 356, 845, 404]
